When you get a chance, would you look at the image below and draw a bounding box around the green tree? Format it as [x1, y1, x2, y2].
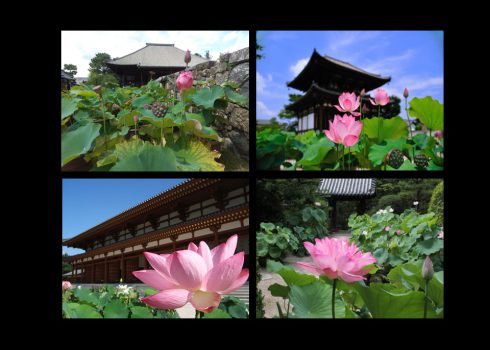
[256, 179, 328, 229]
[63, 64, 77, 77]
[256, 40, 264, 60]
[428, 181, 444, 225]
[87, 71, 119, 88]
[89, 53, 112, 74]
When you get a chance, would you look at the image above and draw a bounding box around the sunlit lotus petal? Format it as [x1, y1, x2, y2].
[133, 234, 247, 313]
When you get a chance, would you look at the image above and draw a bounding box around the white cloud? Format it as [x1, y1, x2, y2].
[257, 100, 277, 118]
[327, 31, 383, 55]
[361, 49, 416, 76]
[290, 57, 309, 76]
[257, 71, 288, 99]
[61, 31, 249, 77]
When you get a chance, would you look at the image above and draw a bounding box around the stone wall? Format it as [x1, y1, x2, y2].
[160, 47, 249, 164]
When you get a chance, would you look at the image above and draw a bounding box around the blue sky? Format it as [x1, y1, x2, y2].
[62, 31, 249, 77]
[257, 31, 443, 122]
[62, 179, 186, 256]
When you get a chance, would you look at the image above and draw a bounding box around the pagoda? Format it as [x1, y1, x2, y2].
[286, 49, 391, 132]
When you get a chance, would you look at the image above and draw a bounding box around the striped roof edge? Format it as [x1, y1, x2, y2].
[318, 178, 377, 197]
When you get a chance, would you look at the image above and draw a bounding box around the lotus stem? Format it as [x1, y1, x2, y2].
[332, 279, 337, 319]
[378, 105, 381, 141]
[405, 97, 415, 160]
[424, 279, 429, 318]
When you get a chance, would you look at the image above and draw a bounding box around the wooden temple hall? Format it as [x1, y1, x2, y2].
[106, 43, 209, 86]
[318, 178, 377, 230]
[286, 50, 391, 133]
[63, 179, 249, 284]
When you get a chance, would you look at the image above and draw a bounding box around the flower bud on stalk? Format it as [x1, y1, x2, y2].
[403, 87, 409, 98]
[422, 256, 434, 280]
[184, 50, 191, 67]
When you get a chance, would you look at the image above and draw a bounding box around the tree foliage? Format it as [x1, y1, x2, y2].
[256, 179, 328, 229]
[362, 95, 401, 119]
[89, 53, 112, 74]
[428, 181, 444, 226]
[63, 64, 77, 77]
[256, 40, 264, 60]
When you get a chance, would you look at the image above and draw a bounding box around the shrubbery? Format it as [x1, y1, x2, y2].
[429, 181, 444, 226]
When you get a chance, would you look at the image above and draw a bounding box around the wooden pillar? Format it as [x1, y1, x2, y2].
[357, 199, 366, 215]
[330, 199, 337, 231]
[91, 257, 95, 283]
[104, 254, 108, 283]
[142, 243, 149, 269]
[121, 253, 125, 283]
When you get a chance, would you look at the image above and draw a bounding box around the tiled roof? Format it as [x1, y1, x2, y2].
[106, 43, 209, 68]
[318, 178, 376, 197]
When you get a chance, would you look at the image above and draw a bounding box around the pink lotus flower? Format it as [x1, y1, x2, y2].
[437, 230, 444, 239]
[62, 281, 72, 290]
[324, 114, 362, 147]
[295, 237, 376, 283]
[434, 130, 443, 138]
[385, 226, 391, 232]
[176, 71, 193, 91]
[133, 115, 139, 122]
[133, 234, 248, 313]
[396, 229, 402, 235]
[370, 89, 390, 106]
[334, 92, 361, 116]
[184, 50, 192, 64]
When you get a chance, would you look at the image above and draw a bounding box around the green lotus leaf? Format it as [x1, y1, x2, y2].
[103, 300, 129, 318]
[409, 96, 443, 131]
[368, 138, 407, 167]
[130, 306, 154, 318]
[224, 87, 248, 106]
[289, 281, 345, 318]
[175, 140, 224, 171]
[61, 123, 101, 166]
[363, 116, 408, 141]
[61, 97, 79, 120]
[192, 86, 225, 109]
[111, 139, 177, 171]
[297, 137, 335, 167]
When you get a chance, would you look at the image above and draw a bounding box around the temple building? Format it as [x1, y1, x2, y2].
[63, 179, 249, 283]
[106, 43, 209, 86]
[318, 178, 377, 230]
[286, 50, 391, 132]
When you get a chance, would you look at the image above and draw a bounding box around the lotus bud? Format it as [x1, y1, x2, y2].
[403, 87, 409, 98]
[422, 256, 434, 280]
[362, 104, 369, 114]
[184, 50, 191, 65]
[133, 115, 139, 123]
[360, 88, 365, 97]
[434, 130, 443, 138]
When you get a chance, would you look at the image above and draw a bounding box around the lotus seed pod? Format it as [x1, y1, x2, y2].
[414, 154, 429, 169]
[386, 149, 404, 169]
